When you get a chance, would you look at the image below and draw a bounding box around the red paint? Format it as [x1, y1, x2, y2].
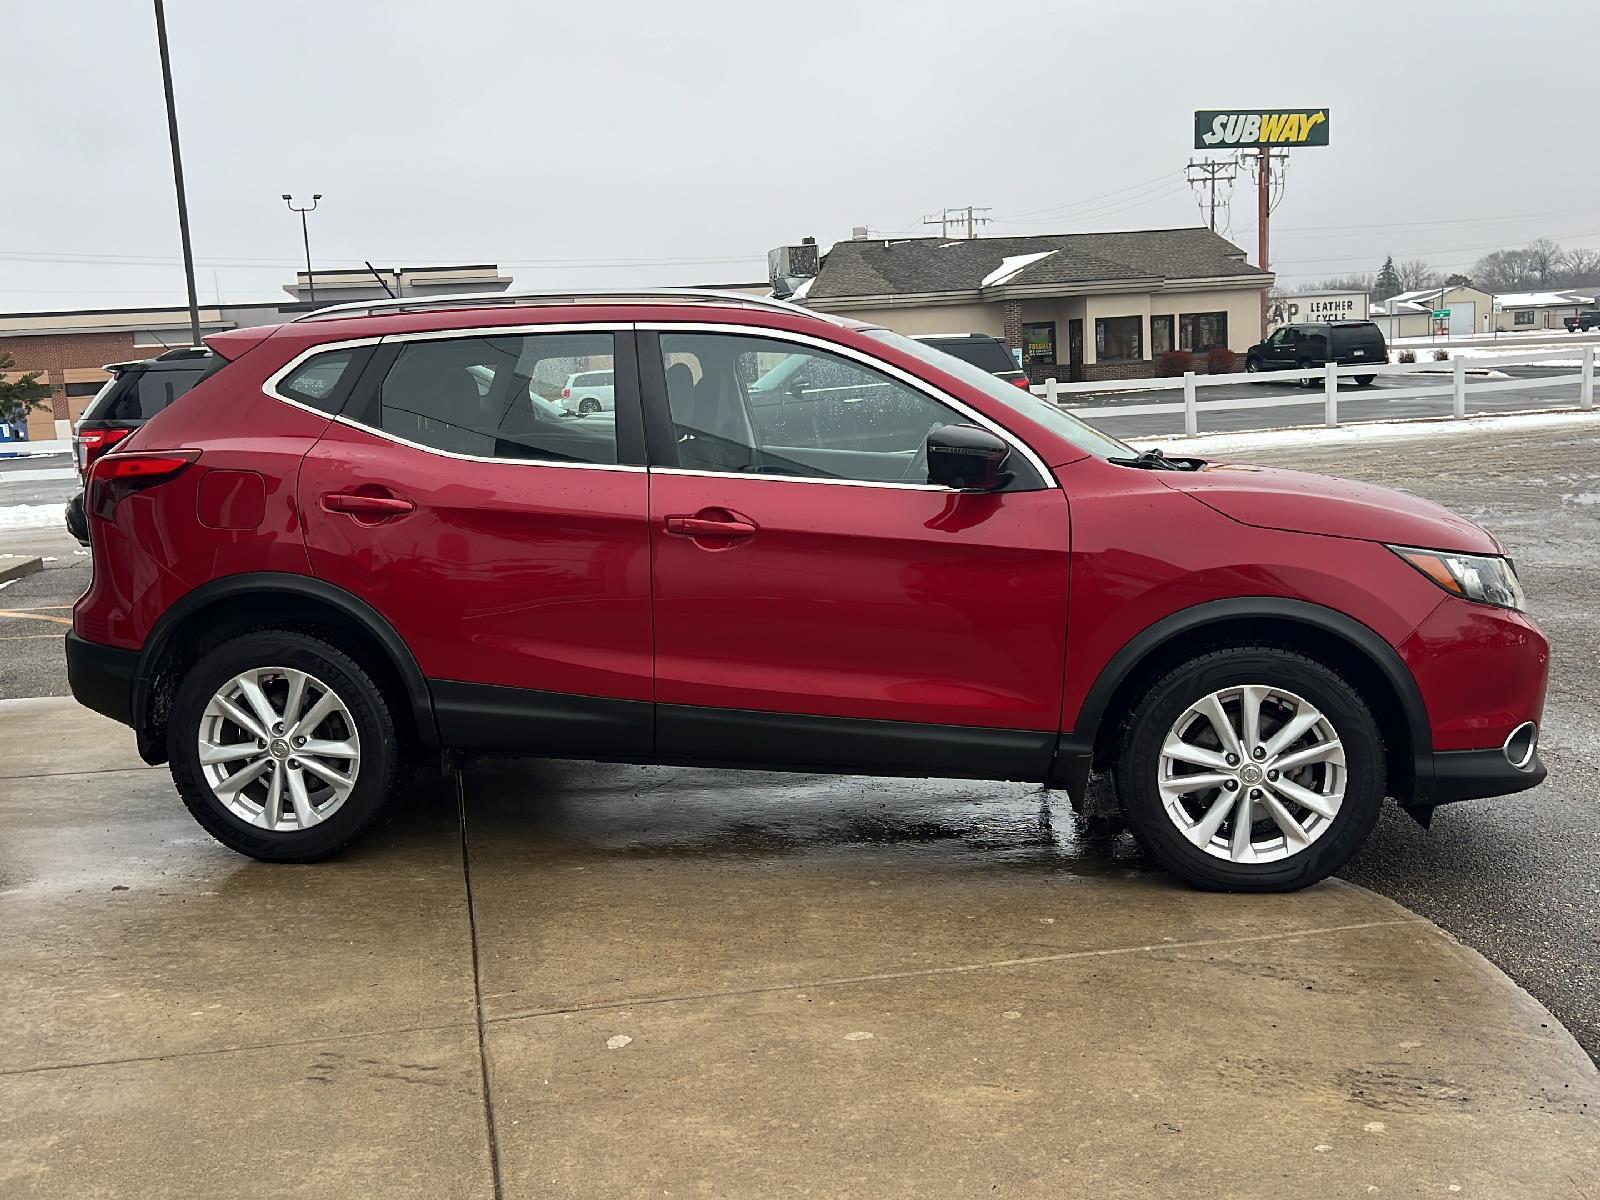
[74, 297, 1548, 772]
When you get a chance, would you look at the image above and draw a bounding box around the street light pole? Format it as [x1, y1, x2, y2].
[282, 194, 322, 306]
[152, 0, 201, 347]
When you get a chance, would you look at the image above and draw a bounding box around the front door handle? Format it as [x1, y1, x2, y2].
[664, 508, 757, 540]
[322, 491, 416, 520]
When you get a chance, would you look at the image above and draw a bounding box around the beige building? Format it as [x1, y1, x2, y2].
[784, 228, 1272, 381]
[1493, 290, 1595, 332]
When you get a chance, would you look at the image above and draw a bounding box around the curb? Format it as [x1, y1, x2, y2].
[0, 557, 44, 585]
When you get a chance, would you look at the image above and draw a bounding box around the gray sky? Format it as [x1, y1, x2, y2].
[6, 0, 1594, 311]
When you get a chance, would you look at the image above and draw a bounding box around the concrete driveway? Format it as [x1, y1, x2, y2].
[3, 700, 1597, 1198]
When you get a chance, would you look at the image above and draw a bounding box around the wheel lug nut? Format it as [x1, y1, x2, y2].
[1249, 788, 1262, 799]
[287, 758, 299, 769]
[273, 722, 285, 734]
[1224, 779, 1239, 791]
[1252, 747, 1267, 760]
[293, 736, 306, 747]
[1225, 753, 1239, 766]
[256, 738, 266, 748]
[1267, 769, 1279, 781]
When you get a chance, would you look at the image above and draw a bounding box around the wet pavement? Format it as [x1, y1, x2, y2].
[3, 699, 1599, 1197]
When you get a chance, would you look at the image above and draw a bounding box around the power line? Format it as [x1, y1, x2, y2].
[991, 171, 1178, 221]
[1184, 158, 1237, 232]
[922, 206, 991, 239]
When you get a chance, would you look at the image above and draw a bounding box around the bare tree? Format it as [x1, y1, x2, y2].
[1395, 260, 1439, 292]
[1526, 239, 1564, 287]
[1559, 247, 1600, 286]
[1303, 271, 1375, 294]
[1471, 248, 1535, 292]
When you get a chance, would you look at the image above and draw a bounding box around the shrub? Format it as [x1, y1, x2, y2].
[1433, 348, 1450, 362]
[1205, 345, 1239, 374]
[1397, 349, 1416, 363]
[1156, 349, 1195, 377]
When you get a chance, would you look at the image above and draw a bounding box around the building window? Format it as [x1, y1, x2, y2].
[1179, 311, 1228, 352]
[64, 381, 105, 397]
[1513, 309, 1536, 327]
[1095, 316, 1142, 362]
[1021, 322, 1056, 367]
[1151, 315, 1175, 357]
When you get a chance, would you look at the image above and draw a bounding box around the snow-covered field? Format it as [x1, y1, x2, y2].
[1131, 408, 1599, 457]
[0, 503, 66, 531]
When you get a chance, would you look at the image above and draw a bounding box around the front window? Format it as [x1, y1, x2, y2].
[658, 332, 965, 482]
[1179, 311, 1229, 352]
[1095, 316, 1143, 362]
[866, 329, 1132, 461]
[1514, 310, 1535, 327]
[1151, 315, 1175, 357]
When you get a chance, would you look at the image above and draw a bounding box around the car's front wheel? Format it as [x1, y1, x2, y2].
[1113, 647, 1385, 891]
[579, 397, 600, 414]
[168, 630, 405, 861]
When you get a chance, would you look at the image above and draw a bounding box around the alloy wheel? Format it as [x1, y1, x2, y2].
[1157, 684, 1345, 863]
[197, 666, 361, 832]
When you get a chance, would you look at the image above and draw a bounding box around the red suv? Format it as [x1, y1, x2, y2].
[67, 291, 1548, 891]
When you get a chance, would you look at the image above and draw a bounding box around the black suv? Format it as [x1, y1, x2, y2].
[914, 333, 1031, 389]
[64, 347, 215, 544]
[1245, 321, 1387, 387]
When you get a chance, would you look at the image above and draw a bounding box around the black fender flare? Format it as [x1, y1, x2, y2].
[1055, 596, 1435, 803]
[134, 572, 438, 748]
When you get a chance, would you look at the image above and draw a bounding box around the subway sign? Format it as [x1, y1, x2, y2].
[1195, 109, 1330, 149]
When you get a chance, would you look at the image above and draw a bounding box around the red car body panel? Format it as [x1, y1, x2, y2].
[649, 472, 1070, 730]
[299, 421, 654, 703]
[70, 298, 1550, 811]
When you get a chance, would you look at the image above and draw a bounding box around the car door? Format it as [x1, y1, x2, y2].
[1266, 327, 1297, 370]
[296, 324, 654, 756]
[640, 326, 1071, 779]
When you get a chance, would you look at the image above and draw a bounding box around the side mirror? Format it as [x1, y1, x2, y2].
[926, 423, 1012, 491]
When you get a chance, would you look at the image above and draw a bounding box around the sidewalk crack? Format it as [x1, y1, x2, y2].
[457, 769, 506, 1200]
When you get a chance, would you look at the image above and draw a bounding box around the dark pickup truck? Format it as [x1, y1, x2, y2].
[1563, 310, 1600, 333]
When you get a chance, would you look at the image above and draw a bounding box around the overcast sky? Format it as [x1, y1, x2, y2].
[6, 0, 1594, 311]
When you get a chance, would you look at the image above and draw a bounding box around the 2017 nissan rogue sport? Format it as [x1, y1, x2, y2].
[66, 290, 1548, 891]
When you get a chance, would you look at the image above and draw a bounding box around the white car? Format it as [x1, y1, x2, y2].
[561, 369, 616, 414]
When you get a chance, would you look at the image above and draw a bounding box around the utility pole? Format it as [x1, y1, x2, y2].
[922, 206, 990, 240]
[152, 0, 201, 348]
[1247, 150, 1288, 337]
[282, 194, 322, 305]
[1184, 157, 1236, 232]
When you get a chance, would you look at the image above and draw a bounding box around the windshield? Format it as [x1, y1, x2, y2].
[866, 329, 1132, 460]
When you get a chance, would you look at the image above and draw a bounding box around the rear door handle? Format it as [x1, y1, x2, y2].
[322, 491, 416, 518]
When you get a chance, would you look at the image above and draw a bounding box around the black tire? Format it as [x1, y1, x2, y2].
[579, 397, 600, 414]
[1245, 357, 1264, 381]
[168, 630, 404, 862]
[1113, 646, 1385, 892]
[1295, 357, 1317, 388]
[1353, 374, 1376, 387]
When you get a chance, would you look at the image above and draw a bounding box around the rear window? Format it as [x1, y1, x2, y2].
[1329, 322, 1386, 352]
[575, 371, 613, 387]
[920, 337, 1018, 375]
[96, 364, 208, 421]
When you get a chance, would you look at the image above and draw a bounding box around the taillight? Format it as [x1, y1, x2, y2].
[88, 450, 200, 521]
[1011, 376, 1032, 389]
[562, 387, 571, 398]
[74, 426, 132, 475]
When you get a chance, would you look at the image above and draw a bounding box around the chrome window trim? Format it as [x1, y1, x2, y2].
[652, 466, 946, 492]
[637, 320, 1054, 484]
[260, 325, 645, 473]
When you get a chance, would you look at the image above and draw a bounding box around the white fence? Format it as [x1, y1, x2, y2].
[1033, 343, 1596, 436]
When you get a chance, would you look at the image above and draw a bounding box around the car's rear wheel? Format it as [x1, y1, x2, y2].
[1354, 374, 1376, 387]
[1295, 357, 1317, 387]
[1113, 647, 1384, 892]
[168, 631, 404, 862]
[579, 397, 600, 414]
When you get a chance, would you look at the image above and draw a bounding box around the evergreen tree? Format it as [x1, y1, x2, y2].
[1375, 256, 1402, 301]
[0, 353, 51, 428]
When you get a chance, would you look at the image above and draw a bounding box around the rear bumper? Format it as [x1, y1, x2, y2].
[1426, 746, 1546, 805]
[65, 631, 139, 728]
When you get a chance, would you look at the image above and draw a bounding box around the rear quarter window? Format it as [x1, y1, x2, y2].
[100, 367, 207, 421]
[276, 348, 363, 414]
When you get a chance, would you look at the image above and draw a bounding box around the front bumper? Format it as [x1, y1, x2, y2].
[65, 630, 139, 728]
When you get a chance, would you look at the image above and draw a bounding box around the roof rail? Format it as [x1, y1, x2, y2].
[292, 287, 832, 324]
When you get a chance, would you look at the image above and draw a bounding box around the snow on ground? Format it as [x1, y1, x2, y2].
[1130, 408, 1600, 457]
[0, 504, 66, 531]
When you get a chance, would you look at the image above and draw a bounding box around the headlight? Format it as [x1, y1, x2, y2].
[1390, 545, 1526, 611]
